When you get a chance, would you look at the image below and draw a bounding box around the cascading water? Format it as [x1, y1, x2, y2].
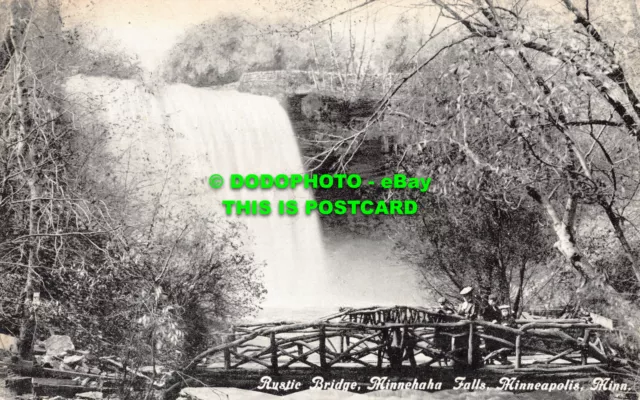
[64, 75, 329, 310]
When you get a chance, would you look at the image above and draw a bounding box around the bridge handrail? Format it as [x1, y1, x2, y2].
[185, 319, 632, 371]
[232, 320, 605, 337]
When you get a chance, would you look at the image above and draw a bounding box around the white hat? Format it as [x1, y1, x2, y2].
[499, 305, 511, 310]
[460, 287, 473, 295]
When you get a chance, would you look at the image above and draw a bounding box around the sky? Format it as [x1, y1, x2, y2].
[59, 0, 444, 71]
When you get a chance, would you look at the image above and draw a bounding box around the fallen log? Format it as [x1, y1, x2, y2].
[1, 360, 117, 381]
[99, 357, 153, 384]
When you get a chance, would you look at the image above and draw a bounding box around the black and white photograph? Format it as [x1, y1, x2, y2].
[0, 0, 639, 399]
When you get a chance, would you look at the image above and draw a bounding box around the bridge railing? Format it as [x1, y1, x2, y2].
[183, 306, 619, 375]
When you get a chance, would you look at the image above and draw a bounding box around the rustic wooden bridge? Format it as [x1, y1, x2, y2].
[178, 306, 637, 394]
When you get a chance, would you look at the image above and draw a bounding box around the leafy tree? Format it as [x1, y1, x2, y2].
[0, 0, 265, 367]
[309, 0, 640, 362]
[392, 191, 553, 314]
[162, 14, 314, 86]
[0, 0, 127, 358]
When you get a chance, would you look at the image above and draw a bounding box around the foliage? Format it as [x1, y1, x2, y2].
[0, 0, 265, 370]
[162, 14, 315, 86]
[392, 191, 554, 307]
[64, 25, 142, 80]
[162, 12, 425, 96]
[303, 0, 640, 369]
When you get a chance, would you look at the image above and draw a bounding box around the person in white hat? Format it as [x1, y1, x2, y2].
[456, 286, 478, 319]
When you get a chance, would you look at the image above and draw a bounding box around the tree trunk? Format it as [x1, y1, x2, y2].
[17, 179, 38, 359]
[526, 189, 595, 285]
[0, 1, 28, 73]
[600, 201, 640, 286]
[512, 259, 527, 317]
[13, 28, 38, 359]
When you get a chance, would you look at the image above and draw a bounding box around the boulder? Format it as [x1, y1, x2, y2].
[44, 335, 74, 356]
[0, 333, 18, 353]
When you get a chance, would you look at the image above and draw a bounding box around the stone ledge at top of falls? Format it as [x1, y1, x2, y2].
[216, 70, 385, 124]
[178, 387, 590, 400]
[233, 70, 399, 98]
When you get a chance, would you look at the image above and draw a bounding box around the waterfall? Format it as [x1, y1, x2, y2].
[64, 75, 329, 309]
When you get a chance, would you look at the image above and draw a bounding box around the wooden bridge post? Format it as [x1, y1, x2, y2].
[223, 327, 235, 370]
[581, 329, 590, 365]
[230, 327, 237, 353]
[224, 334, 231, 369]
[515, 334, 522, 369]
[404, 327, 417, 368]
[378, 329, 388, 370]
[319, 325, 327, 370]
[270, 332, 279, 374]
[467, 322, 474, 366]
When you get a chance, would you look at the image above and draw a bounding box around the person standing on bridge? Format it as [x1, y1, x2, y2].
[483, 295, 507, 364]
[454, 287, 482, 369]
[499, 305, 516, 327]
[482, 294, 502, 323]
[437, 297, 456, 315]
[457, 287, 479, 320]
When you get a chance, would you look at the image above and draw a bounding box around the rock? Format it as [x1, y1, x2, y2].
[39, 354, 62, 369]
[44, 335, 74, 356]
[59, 361, 74, 371]
[0, 333, 18, 353]
[76, 364, 90, 373]
[76, 391, 103, 399]
[64, 354, 85, 365]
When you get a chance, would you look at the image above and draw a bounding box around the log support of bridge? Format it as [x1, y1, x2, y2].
[318, 326, 327, 370]
[270, 332, 278, 374]
[581, 329, 590, 366]
[223, 328, 235, 370]
[515, 334, 521, 368]
[468, 323, 474, 366]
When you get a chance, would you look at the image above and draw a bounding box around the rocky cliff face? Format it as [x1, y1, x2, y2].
[221, 70, 393, 181]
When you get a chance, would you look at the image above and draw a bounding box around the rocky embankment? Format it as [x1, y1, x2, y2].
[1, 334, 171, 400]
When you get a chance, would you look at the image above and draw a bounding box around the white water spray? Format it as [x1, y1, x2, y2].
[64, 75, 329, 309]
